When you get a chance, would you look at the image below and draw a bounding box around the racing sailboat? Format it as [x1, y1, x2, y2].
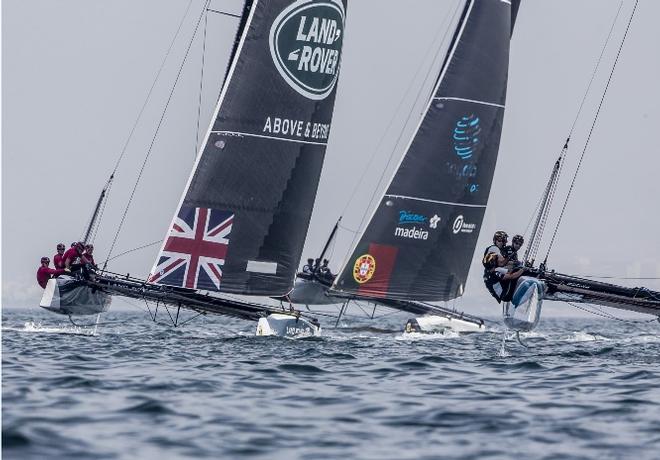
[496, 0, 660, 333]
[289, 0, 520, 333]
[40, 0, 348, 336]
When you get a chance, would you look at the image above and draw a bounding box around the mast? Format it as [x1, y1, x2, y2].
[149, 0, 347, 296]
[318, 217, 341, 263]
[332, 0, 513, 302]
[82, 174, 114, 244]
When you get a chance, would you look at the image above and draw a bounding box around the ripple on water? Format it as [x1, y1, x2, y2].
[2, 309, 660, 459]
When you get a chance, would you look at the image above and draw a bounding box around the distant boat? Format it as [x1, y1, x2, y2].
[289, 0, 521, 333]
[40, 0, 348, 336]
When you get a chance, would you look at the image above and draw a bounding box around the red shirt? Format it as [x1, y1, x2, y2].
[53, 253, 65, 269]
[37, 266, 66, 289]
[62, 247, 81, 267]
[82, 253, 95, 266]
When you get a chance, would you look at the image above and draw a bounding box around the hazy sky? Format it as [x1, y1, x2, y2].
[3, 0, 659, 317]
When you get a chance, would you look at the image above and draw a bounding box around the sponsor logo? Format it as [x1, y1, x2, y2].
[398, 210, 427, 225]
[394, 226, 428, 240]
[394, 211, 441, 240]
[452, 215, 477, 234]
[446, 162, 478, 179]
[353, 254, 376, 284]
[447, 114, 481, 192]
[269, 0, 345, 100]
[286, 325, 313, 335]
[453, 114, 481, 159]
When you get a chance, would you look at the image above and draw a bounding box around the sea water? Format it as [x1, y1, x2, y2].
[3, 307, 659, 459]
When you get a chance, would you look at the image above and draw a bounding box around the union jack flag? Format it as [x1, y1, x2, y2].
[149, 206, 233, 291]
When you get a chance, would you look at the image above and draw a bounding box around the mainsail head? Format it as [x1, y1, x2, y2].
[332, 0, 512, 302]
[150, 0, 347, 296]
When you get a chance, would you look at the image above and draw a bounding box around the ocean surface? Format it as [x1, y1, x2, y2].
[3, 306, 660, 459]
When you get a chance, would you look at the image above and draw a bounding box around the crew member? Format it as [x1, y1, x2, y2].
[302, 258, 314, 275]
[37, 257, 65, 289]
[63, 242, 85, 270]
[503, 234, 524, 267]
[53, 243, 66, 269]
[82, 244, 96, 268]
[319, 259, 334, 281]
[313, 258, 321, 273]
[482, 253, 524, 303]
[483, 230, 508, 262]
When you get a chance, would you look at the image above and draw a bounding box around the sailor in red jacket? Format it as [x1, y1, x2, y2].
[82, 244, 96, 267]
[37, 257, 66, 289]
[53, 243, 66, 269]
[63, 242, 85, 270]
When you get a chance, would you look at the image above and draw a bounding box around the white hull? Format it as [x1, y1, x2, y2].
[502, 276, 545, 332]
[255, 313, 321, 337]
[405, 315, 485, 333]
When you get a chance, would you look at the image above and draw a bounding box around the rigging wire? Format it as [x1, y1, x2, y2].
[578, 275, 660, 280]
[524, 1, 624, 264]
[342, 0, 463, 254]
[104, 240, 162, 263]
[89, 0, 195, 248]
[543, 0, 638, 265]
[194, 7, 209, 157]
[103, 0, 212, 271]
[565, 301, 656, 324]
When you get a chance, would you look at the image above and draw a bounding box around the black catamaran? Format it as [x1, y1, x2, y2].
[40, 0, 348, 336]
[290, 0, 520, 332]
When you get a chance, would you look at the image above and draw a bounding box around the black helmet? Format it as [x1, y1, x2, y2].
[493, 231, 508, 244]
[512, 235, 524, 245]
[41, 256, 50, 264]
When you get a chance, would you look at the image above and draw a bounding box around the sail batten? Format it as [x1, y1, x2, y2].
[150, 0, 347, 296]
[332, 0, 511, 302]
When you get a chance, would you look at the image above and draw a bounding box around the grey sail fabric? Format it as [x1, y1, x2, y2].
[332, 0, 511, 302]
[150, 0, 347, 296]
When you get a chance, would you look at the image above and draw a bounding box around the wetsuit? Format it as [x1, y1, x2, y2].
[503, 245, 519, 263]
[37, 266, 66, 289]
[483, 267, 513, 303]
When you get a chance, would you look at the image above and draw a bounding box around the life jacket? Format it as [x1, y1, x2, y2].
[503, 245, 518, 262]
[482, 245, 500, 270]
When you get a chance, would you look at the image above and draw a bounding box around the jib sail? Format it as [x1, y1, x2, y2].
[332, 0, 512, 301]
[150, 0, 347, 295]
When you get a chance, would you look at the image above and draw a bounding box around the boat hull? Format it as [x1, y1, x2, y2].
[287, 278, 343, 305]
[255, 313, 321, 337]
[502, 276, 544, 332]
[405, 314, 486, 334]
[40, 276, 111, 316]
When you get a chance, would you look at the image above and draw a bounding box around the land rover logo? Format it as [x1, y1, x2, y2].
[269, 0, 345, 100]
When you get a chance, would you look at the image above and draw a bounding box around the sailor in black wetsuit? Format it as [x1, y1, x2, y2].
[482, 252, 524, 303]
[483, 230, 507, 261]
[503, 234, 524, 268]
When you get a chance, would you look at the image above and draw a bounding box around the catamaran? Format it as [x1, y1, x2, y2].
[40, 0, 348, 336]
[288, 0, 520, 333]
[289, 0, 660, 336]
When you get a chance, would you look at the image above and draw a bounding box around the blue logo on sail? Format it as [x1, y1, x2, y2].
[453, 114, 481, 160]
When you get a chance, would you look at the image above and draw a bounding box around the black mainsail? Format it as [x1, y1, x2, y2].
[331, 0, 512, 302]
[149, 0, 347, 296]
